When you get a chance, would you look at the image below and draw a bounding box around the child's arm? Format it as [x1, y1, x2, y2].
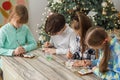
[91, 59, 98, 66]
[66, 50, 73, 59]
[44, 42, 53, 48]
[22, 26, 37, 52]
[0, 29, 14, 56]
[92, 50, 120, 79]
[92, 40, 120, 80]
[69, 33, 80, 55]
[43, 48, 56, 54]
[56, 48, 69, 54]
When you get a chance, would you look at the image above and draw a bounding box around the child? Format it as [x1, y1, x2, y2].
[84, 27, 120, 79]
[43, 13, 77, 54]
[0, 5, 37, 61]
[66, 12, 95, 64]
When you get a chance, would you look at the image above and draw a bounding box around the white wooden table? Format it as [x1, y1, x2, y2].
[1, 48, 101, 80]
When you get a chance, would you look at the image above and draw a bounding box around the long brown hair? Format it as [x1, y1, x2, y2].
[8, 4, 28, 24]
[71, 12, 92, 54]
[85, 27, 111, 73]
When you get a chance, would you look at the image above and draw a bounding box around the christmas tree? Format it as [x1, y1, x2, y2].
[37, 23, 50, 47]
[47, 0, 120, 30]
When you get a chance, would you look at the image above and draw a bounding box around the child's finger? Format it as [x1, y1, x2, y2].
[82, 60, 88, 66]
[46, 42, 49, 45]
[46, 42, 50, 47]
[73, 62, 78, 67]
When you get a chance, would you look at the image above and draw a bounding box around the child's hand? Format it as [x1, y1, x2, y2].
[83, 60, 92, 67]
[44, 42, 51, 48]
[66, 50, 73, 59]
[44, 48, 56, 54]
[92, 66, 98, 71]
[72, 60, 85, 67]
[14, 46, 25, 56]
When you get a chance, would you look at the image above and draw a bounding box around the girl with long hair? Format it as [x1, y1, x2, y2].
[66, 12, 95, 66]
[84, 27, 120, 79]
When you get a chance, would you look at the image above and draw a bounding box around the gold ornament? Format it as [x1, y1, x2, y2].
[111, 7, 116, 11]
[118, 20, 120, 23]
[67, 9, 74, 14]
[118, 13, 120, 19]
[101, 2, 107, 7]
[73, 6, 77, 10]
[108, 0, 112, 4]
[102, 8, 107, 15]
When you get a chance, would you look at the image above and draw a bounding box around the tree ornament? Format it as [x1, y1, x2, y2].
[92, 8, 95, 11]
[73, 6, 77, 10]
[101, 2, 107, 8]
[87, 11, 97, 17]
[102, 8, 107, 15]
[110, 15, 113, 18]
[68, 16, 71, 18]
[118, 13, 120, 19]
[68, 9, 74, 14]
[95, 22, 97, 25]
[118, 20, 120, 23]
[111, 7, 116, 11]
[86, 8, 89, 10]
[108, 0, 112, 4]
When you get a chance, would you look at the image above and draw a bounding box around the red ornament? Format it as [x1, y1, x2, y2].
[2, 1, 12, 10]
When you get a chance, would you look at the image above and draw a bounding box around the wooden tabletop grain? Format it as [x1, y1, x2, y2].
[1, 48, 101, 80]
